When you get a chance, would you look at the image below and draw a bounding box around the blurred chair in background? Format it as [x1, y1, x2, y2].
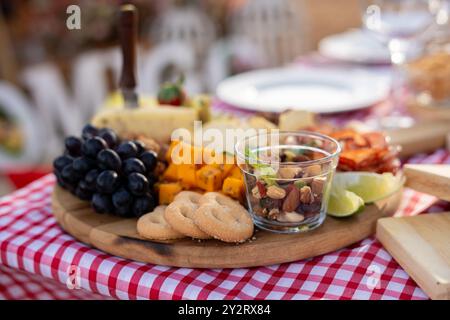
[151, 3, 216, 65]
[230, 0, 308, 67]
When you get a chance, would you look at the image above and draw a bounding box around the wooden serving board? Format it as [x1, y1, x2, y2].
[404, 164, 450, 202]
[408, 102, 450, 122]
[52, 185, 402, 268]
[386, 120, 450, 158]
[377, 213, 450, 300]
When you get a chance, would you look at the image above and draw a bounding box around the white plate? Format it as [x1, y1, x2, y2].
[216, 66, 391, 113]
[318, 29, 390, 64]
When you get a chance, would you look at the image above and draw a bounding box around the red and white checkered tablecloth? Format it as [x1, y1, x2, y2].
[0, 264, 108, 300]
[0, 149, 449, 300]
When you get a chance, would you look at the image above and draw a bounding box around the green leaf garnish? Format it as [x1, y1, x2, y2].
[294, 180, 306, 189]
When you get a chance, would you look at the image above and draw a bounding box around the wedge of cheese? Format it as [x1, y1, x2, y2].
[278, 110, 315, 131]
[102, 92, 158, 110]
[91, 105, 198, 143]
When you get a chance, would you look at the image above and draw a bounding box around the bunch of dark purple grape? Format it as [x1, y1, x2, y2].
[53, 124, 159, 217]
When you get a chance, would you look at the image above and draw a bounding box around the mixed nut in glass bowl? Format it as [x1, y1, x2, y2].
[235, 131, 341, 233]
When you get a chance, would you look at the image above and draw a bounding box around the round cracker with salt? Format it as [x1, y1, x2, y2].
[195, 194, 254, 243]
[164, 201, 211, 240]
[137, 205, 185, 240]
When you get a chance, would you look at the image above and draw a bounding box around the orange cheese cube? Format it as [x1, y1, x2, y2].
[195, 165, 223, 192]
[177, 163, 197, 188]
[223, 163, 236, 176]
[228, 166, 243, 180]
[222, 177, 245, 201]
[158, 182, 183, 204]
[163, 163, 179, 181]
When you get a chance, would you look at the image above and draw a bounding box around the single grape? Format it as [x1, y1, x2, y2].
[84, 169, 100, 190]
[72, 156, 95, 174]
[112, 187, 132, 208]
[97, 149, 122, 171]
[139, 151, 158, 172]
[61, 164, 82, 184]
[82, 137, 107, 159]
[127, 172, 149, 196]
[132, 194, 155, 217]
[122, 158, 146, 175]
[81, 124, 98, 140]
[92, 193, 113, 214]
[133, 140, 146, 154]
[98, 128, 118, 148]
[64, 136, 83, 157]
[75, 181, 93, 201]
[96, 170, 120, 194]
[53, 155, 73, 172]
[116, 141, 138, 159]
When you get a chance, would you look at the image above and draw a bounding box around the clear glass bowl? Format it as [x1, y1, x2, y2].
[235, 131, 341, 234]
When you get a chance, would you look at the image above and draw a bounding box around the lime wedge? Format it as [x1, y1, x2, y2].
[327, 189, 365, 217]
[332, 172, 404, 204]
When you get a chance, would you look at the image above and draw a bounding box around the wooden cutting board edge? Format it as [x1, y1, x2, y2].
[403, 164, 450, 202]
[376, 213, 450, 300]
[386, 120, 450, 158]
[52, 185, 403, 269]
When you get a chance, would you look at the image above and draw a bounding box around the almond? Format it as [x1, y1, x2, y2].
[266, 185, 286, 199]
[277, 167, 302, 179]
[277, 211, 305, 223]
[305, 164, 321, 177]
[282, 187, 300, 212]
